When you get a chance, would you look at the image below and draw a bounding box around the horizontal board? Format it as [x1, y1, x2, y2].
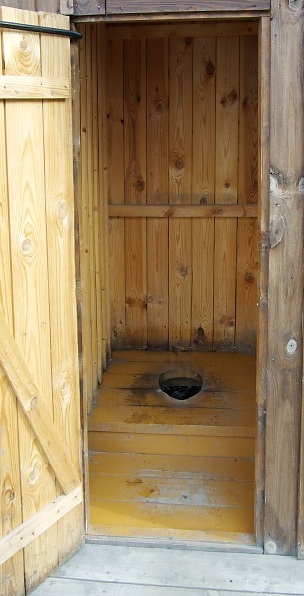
[106, 21, 259, 39]
[88, 432, 255, 457]
[90, 500, 253, 533]
[89, 404, 255, 436]
[106, 1, 269, 14]
[90, 475, 254, 507]
[109, 204, 258, 218]
[0, 75, 69, 98]
[89, 452, 254, 481]
[93, 387, 255, 410]
[104, 355, 256, 392]
[73, 0, 106, 15]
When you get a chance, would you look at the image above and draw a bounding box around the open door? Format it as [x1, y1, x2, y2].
[0, 7, 84, 595]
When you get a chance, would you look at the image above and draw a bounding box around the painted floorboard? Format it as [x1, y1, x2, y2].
[30, 543, 304, 595]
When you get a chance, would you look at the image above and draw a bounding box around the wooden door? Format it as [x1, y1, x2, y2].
[0, 7, 84, 595]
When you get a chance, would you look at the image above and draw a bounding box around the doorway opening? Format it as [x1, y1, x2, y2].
[77, 18, 262, 549]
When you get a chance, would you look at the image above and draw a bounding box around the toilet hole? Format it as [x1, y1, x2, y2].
[159, 369, 203, 400]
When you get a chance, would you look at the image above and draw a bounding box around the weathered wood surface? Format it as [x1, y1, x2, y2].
[32, 543, 304, 595]
[0, 0, 271, 14]
[264, 0, 304, 557]
[255, 15, 270, 548]
[106, 0, 270, 14]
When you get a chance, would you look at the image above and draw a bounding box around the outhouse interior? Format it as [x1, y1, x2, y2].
[76, 17, 262, 548]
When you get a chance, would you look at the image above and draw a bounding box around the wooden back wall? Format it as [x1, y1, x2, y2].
[105, 22, 259, 352]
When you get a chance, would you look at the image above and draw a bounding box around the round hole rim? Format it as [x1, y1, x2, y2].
[159, 368, 203, 401]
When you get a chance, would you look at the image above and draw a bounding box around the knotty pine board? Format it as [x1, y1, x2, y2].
[103, 25, 259, 352]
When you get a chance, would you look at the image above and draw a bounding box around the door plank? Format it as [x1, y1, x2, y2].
[0, 313, 81, 494]
[0, 17, 24, 594]
[39, 10, 84, 564]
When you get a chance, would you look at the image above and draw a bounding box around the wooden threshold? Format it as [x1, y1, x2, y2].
[88, 351, 256, 543]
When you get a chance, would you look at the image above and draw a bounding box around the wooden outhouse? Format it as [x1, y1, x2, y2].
[0, 0, 303, 594]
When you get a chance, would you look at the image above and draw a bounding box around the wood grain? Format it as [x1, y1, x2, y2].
[107, 38, 126, 348]
[106, 22, 259, 39]
[255, 15, 270, 550]
[109, 204, 258, 217]
[79, 24, 93, 409]
[146, 37, 169, 348]
[214, 37, 239, 350]
[191, 37, 215, 350]
[124, 38, 147, 347]
[106, 0, 269, 14]
[169, 38, 192, 349]
[39, 9, 84, 566]
[2, 8, 58, 589]
[265, 0, 304, 556]
[235, 35, 259, 352]
[0, 15, 24, 594]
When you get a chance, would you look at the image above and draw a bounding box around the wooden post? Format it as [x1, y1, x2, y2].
[264, 0, 304, 556]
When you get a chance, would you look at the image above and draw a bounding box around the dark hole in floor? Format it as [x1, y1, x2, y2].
[159, 370, 203, 401]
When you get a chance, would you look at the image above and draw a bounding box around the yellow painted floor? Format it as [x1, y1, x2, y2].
[88, 351, 256, 545]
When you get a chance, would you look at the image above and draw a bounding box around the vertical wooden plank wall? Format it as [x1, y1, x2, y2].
[264, 0, 304, 556]
[79, 24, 110, 413]
[107, 24, 259, 352]
[0, 7, 83, 594]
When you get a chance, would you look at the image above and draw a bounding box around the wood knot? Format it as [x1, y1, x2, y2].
[206, 61, 215, 76]
[244, 271, 255, 285]
[22, 238, 32, 253]
[175, 158, 184, 171]
[224, 181, 230, 189]
[135, 177, 145, 192]
[58, 200, 68, 220]
[185, 37, 193, 45]
[200, 196, 208, 204]
[155, 100, 165, 114]
[178, 264, 188, 278]
[220, 90, 238, 107]
[20, 39, 28, 52]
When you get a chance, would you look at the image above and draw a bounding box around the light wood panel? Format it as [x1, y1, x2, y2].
[0, 17, 24, 594]
[3, 9, 58, 588]
[106, 25, 259, 352]
[0, 8, 84, 593]
[39, 10, 84, 566]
